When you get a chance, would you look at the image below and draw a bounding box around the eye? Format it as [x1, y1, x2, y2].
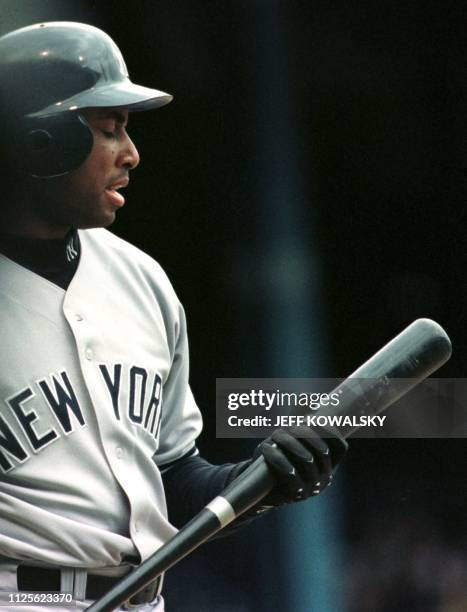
[101, 130, 116, 139]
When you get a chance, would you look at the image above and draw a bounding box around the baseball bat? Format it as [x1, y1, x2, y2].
[86, 318, 451, 611]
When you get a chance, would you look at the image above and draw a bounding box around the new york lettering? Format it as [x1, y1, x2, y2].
[0, 364, 163, 472]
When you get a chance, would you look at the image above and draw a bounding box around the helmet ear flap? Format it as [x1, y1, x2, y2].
[20, 113, 94, 178]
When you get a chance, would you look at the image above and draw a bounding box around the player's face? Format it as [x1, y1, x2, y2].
[32, 106, 140, 234]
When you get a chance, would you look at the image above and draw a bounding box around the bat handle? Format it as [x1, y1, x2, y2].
[221, 455, 275, 512]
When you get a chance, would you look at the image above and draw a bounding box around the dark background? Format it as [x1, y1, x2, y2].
[3, 2, 467, 610]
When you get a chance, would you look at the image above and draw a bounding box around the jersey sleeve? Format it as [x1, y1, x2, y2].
[151, 280, 203, 467]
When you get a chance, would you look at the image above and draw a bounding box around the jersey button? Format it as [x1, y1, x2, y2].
[74, 314, 84, 322]
[116, 447, 124, 459]
[85, 348, 93, 360]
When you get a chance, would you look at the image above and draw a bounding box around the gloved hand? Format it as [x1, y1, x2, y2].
[252, 425, 348, 507]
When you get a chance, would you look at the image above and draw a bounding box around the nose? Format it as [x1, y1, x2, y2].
[118, 129, 140, 170]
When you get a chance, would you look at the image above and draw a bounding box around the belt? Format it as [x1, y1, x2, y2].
[17, 565, 159, 607]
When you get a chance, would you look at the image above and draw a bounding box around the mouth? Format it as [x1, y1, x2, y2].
[104, 177, 129, 208]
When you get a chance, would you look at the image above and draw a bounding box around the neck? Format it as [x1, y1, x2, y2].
[2, 222, 71, 240]
[1, 193, 71, 239]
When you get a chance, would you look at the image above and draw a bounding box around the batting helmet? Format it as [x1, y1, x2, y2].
[0, 21, 173, 178]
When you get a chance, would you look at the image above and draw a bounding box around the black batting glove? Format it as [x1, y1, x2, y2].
[253, 425, 348, 507]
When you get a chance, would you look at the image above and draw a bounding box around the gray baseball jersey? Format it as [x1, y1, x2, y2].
[0, 228, 202, 577]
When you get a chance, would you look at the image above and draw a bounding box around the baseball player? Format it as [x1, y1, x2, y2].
[0, 22, 347, 611]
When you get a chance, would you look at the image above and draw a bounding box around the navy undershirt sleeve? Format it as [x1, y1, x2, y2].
[161, 453, 270, 537]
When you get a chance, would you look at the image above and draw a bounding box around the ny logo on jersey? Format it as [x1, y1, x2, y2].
[65, 235, 79, 261]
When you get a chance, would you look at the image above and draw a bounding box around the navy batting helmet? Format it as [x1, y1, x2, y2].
[0, 22, 173, 178]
